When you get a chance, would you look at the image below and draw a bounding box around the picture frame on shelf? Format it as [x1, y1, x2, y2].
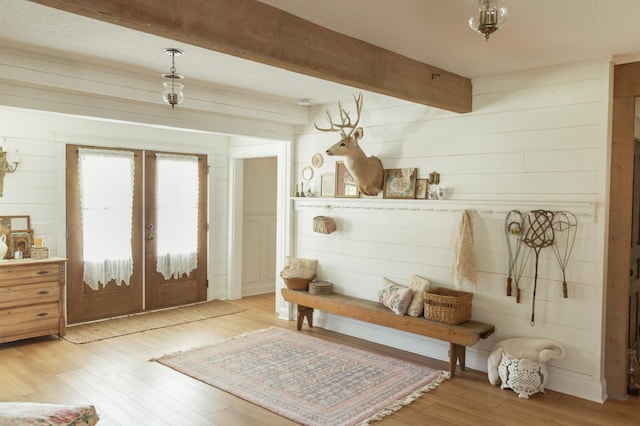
[335, 161, 360, 198]
[321, 173, 335, 197]
[415, 179, 428, 199]
[9, 230, 33, 258]
[383, 168, 417, 199]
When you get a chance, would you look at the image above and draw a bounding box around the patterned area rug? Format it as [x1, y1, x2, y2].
[64, 300, 246, 344]
[155, 327, 449, 426]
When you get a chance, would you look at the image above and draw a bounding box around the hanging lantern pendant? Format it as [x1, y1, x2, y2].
[469, 0, 508, 41]
[162, 48, 185, 108]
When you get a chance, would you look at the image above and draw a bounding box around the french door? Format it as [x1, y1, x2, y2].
[66, 145, 208, 324]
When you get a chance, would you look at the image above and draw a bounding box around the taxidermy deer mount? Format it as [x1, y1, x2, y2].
[315, 93, 384, 196]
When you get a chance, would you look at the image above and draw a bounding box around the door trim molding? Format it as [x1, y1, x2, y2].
[228, 139, 293, 320]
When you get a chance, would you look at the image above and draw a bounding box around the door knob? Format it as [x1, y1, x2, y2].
[148, 235, 154, 240]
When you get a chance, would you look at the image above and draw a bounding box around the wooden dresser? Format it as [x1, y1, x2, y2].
[0, 257, 66, 344]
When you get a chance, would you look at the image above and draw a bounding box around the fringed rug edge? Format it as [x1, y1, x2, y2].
[356, 370, 451, 426]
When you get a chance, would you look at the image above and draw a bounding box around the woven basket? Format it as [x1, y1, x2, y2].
[281, 273, 316, 291]
[313, 216, 336, 234]
[31, 246, 49, 260]
[423, 287, 473, 324]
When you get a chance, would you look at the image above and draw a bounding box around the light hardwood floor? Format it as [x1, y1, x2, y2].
[1, 293, 639, 425]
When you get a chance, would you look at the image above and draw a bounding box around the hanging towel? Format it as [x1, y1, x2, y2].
[451, 209, 477, 288]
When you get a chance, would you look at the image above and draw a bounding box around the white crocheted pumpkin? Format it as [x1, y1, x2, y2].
[498, 353, 548, 398]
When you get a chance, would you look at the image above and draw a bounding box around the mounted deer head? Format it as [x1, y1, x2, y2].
[315, 93, 384, 196]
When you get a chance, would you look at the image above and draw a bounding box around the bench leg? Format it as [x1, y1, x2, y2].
[449, 343, 466, 377]
[296, 305, 314, 330]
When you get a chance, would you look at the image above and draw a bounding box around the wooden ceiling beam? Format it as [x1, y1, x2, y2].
[29, 0, 472, 113]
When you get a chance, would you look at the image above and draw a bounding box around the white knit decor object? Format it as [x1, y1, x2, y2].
[487, 337, 565, 399]
[498, 354, 548, 398]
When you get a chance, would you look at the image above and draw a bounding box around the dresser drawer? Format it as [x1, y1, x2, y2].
[0, 303, 60, 343]
[0, 263, 61, 287]
[0, 282, 60, 309]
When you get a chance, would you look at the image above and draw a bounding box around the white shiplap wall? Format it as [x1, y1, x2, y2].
[291, 61, 610, 402]
[0, 107, 231, 300]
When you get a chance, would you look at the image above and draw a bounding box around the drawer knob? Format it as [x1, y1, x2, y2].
[37, 290, 49, 295]
[37, 270, 50, 275]
[36, 312, 49, 317]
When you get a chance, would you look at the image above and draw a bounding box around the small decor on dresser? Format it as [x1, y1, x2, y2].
[9, 230, 33, 258]
[0, 215, 34, 259]
[0, 234, 7, 260]
[31, 239, 49, 259]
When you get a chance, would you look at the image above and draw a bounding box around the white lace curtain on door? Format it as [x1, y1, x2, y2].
[155, 153, 199, 280]
[79, 148, 134, 290]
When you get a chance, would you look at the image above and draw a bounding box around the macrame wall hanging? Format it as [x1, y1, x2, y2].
[504, 209, 577, 326]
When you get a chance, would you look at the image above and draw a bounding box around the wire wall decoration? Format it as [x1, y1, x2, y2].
[504, 209, 577, 326]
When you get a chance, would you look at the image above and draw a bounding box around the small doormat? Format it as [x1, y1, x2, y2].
[64, 300, 246, 344]
[155, 327, 449, 426]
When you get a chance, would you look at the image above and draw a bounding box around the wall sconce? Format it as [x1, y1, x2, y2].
[0, 137, 20, 197]
[162, 48, 185, 109]
[468, 0, 508, 41]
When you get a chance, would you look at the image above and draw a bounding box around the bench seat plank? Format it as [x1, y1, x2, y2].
[282, 288, 495, 376]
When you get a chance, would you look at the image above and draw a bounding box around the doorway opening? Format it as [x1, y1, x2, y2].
[228, 139, 292, 320]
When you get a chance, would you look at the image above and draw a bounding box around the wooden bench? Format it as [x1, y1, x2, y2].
[282, 288, 495, 376]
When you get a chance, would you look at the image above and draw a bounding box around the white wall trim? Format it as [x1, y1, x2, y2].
[228, 139, 293, 319]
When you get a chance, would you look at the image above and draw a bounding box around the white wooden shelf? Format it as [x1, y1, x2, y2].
[291, 197, 597, 222]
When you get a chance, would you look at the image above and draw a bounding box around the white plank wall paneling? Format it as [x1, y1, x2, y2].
[0, 107, 231, 301]
[291, 62, 608, 402]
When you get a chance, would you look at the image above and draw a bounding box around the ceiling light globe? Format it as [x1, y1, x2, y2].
[469, 0, 508, 41]
[162, 81, 184, 108]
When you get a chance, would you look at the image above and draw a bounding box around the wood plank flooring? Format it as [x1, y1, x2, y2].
[1, 293, 639, 425]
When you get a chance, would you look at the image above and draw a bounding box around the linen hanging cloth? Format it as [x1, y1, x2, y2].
[450, 209, 477, 288]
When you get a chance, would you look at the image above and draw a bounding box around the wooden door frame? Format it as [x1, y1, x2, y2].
[607, 61, 640, 399]
[65, 145, 144, 323]
[228, 139, 292, 319]
[144, 151, 208, 310]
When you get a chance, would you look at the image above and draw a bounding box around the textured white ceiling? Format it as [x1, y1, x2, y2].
[2, 0, 640, 106]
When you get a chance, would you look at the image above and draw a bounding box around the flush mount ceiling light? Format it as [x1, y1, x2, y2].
[468, 0, 508, 41]
[162, 48, 184, 109]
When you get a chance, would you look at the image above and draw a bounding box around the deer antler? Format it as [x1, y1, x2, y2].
[314, 93, 363, 137]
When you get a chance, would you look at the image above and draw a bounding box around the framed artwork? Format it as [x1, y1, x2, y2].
[383, 168, 417, 199]
[0, 215, 31, 242]
[415, 179, 428, 199]
[321, 173, 335, 197]
[335, 161, 360, 198]
[9, 230, 33, 258]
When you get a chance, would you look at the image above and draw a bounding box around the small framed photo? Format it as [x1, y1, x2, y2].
[335, 161, 360, 198]
[321, 173, 335, 197]
[383, 168, 417, 199]
[9, 230, 33, 258]
[415, 179, 428, 199]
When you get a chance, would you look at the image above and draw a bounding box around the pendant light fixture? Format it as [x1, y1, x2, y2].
[162, 48, 184, 108]
[468, 0, 508, 41]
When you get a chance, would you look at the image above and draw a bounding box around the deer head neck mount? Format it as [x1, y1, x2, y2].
[314, 93, 384, 196]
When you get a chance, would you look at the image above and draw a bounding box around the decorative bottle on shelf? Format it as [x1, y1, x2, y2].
[628, 348, 640, 396]
[0, 234, 7, 260]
